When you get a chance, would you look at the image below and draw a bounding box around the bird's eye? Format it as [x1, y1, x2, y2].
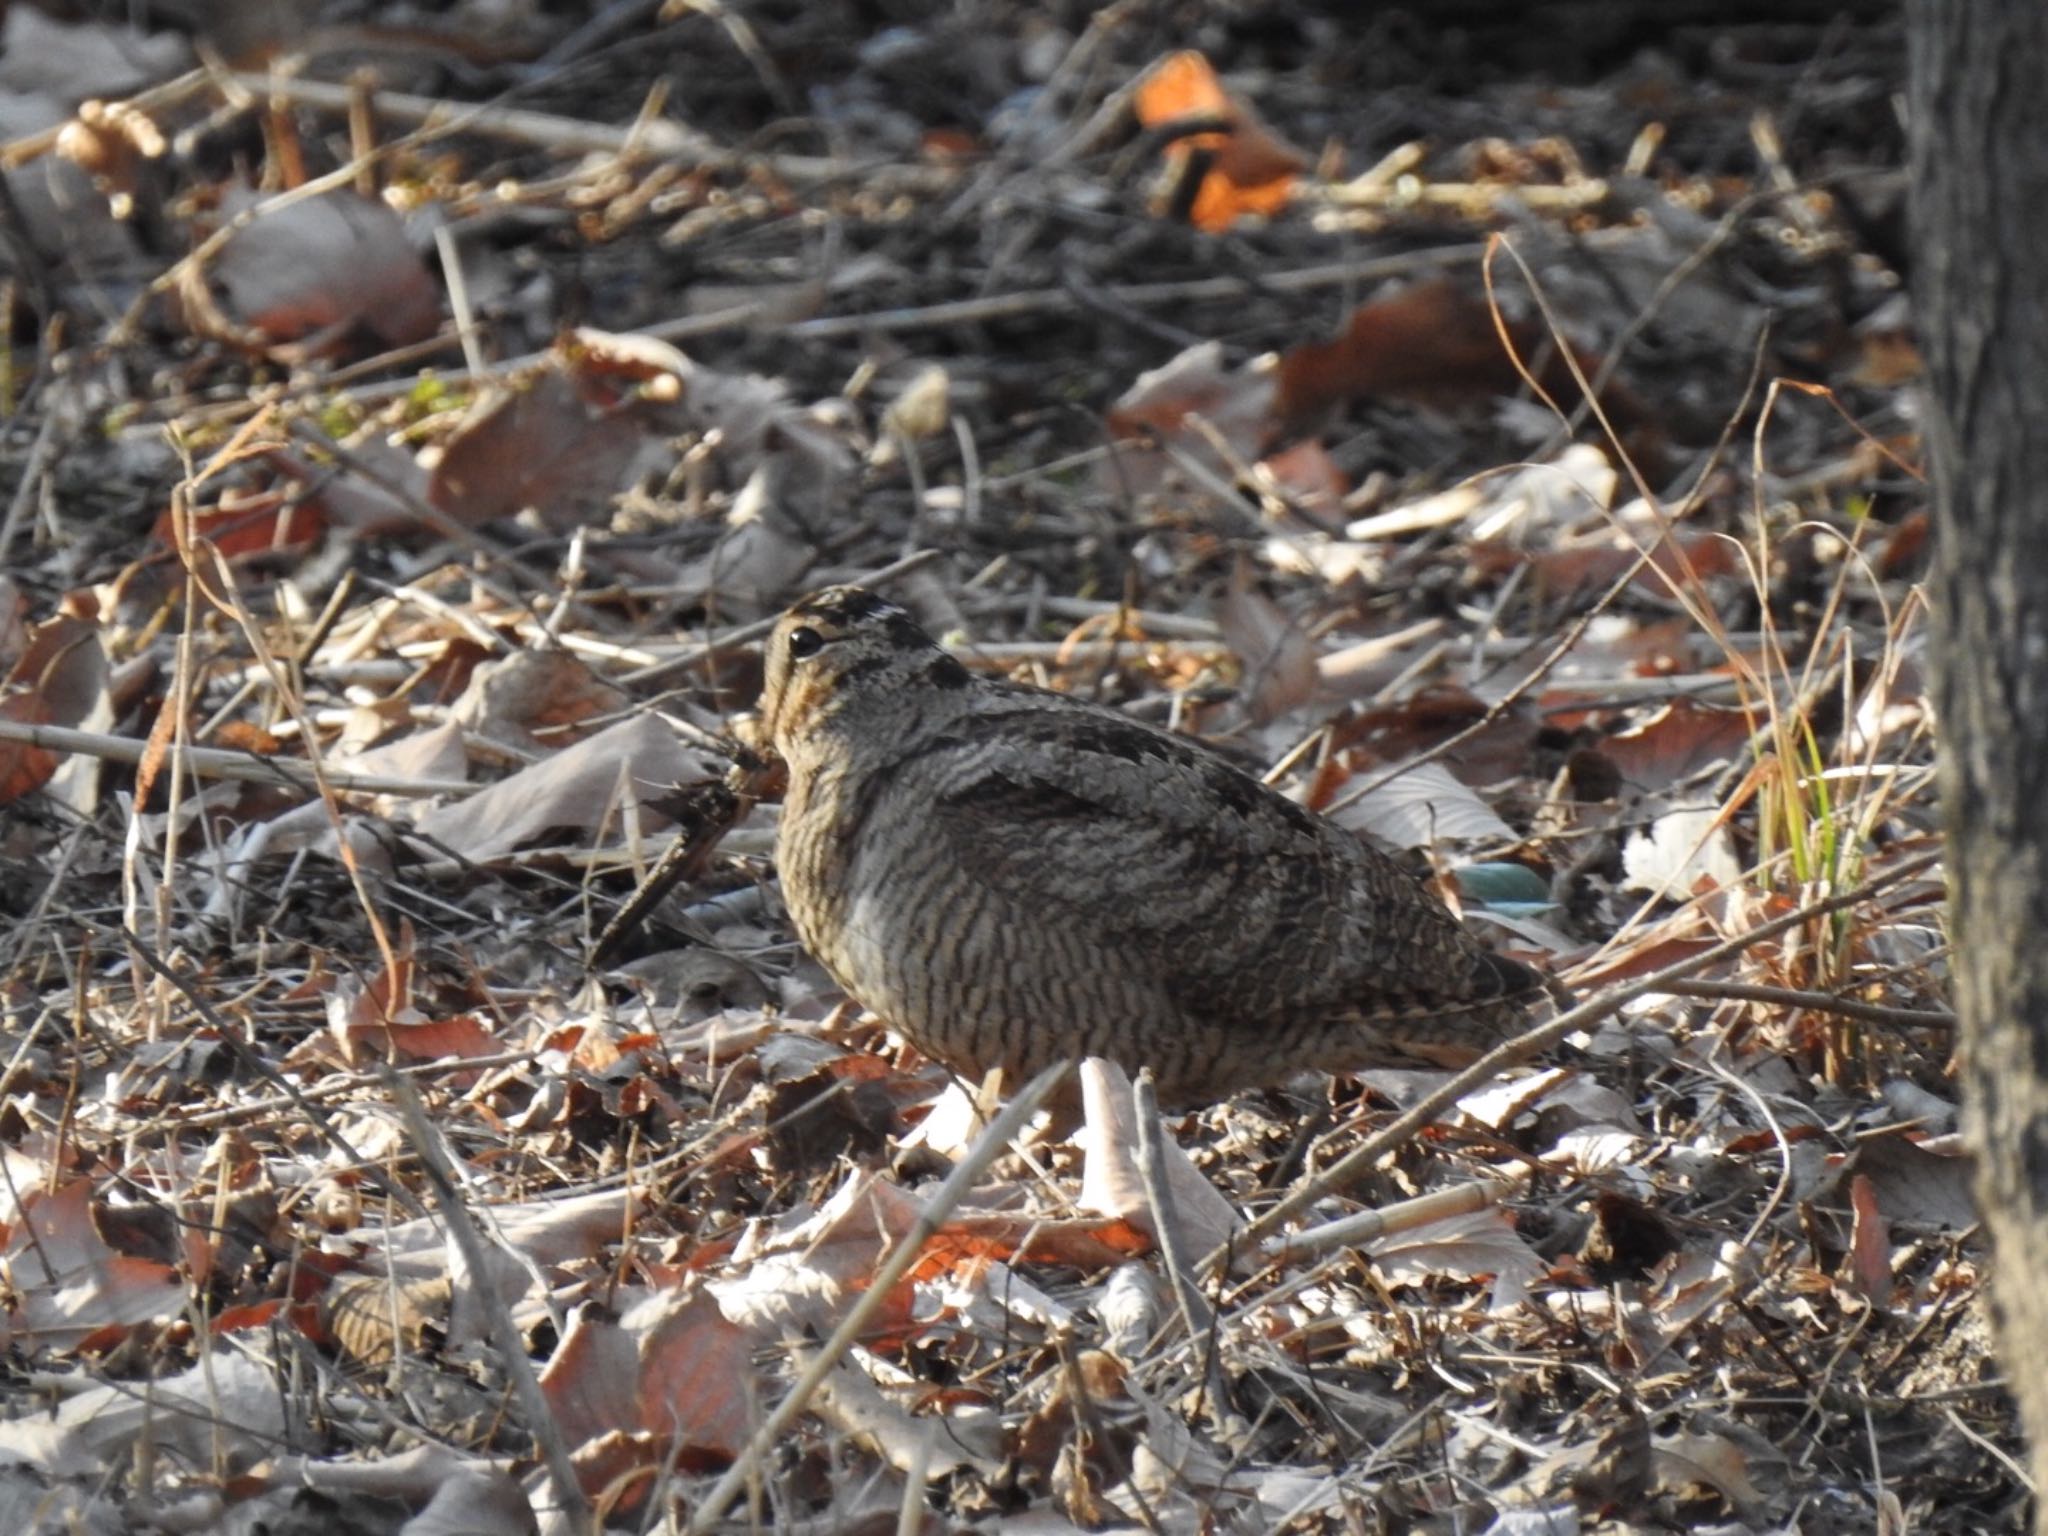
[787, 626, 826, 660]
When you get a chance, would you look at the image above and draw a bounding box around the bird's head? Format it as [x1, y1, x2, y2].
[758, 585, 972, 755]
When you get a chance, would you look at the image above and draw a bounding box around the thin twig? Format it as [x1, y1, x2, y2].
[226, 70, 957, 193]
[1659, 978, 1953, 1029]
[0, 405, 65, 565]
[0, 718, 477, 798]
[0, 68, 213, 167]
[1261, 1179, 1513, 1265]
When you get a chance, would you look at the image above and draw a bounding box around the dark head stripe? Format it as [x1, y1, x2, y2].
[795, 587, 900, 628]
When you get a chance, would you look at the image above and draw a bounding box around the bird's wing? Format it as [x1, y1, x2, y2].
[910, 702, 1487, 1019]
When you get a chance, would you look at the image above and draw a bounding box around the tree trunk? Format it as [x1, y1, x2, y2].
[1909, 1, 2048, 1519]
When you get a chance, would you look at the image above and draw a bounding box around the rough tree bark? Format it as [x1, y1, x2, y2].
[1909, 1, 2048, 1518]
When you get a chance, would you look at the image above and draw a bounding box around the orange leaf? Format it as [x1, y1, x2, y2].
[211, 720, 284, 755]
[1845, 1173, 1892, 1307]
[0, 613, 110, 807]
[149, 492, 326, 560]
[0, 690, 57, 806]
[1133, 51, 1303, 231]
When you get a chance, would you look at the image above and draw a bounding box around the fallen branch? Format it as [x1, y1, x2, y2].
[0, 718, 476, 799]
[226, 70, 961, 194]
[1658, 977, 1953, 1028]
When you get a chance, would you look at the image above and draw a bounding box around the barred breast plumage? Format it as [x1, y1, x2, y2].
[758, 585, 1546, 1105]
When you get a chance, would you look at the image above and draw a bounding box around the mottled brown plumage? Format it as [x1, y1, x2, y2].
[759, 585, 1546, 1104]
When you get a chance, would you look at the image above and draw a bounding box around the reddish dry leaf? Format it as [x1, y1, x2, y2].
[0, 614, 110, 809]
[1329, 685, 1539, 786]
[1008, 1217, 1155, 1268]
[1847, 323, 1922, 387]
[1569, 933, 1721, 990]
[1132, 51, 1305, 231]
[541, 1304, 645, 1457]
[148, 490, 327, 559]
[561, 327, 698, 395]
[1877, 509, 1931, 579]
[1846, 1133, 1977, 1232]
[922, 1220, 1155, 1281]
[567, 1432, 665, 1517]
[1720, 1120, 1826, 1158]
[634, 1288, 755, 1459]
[428, 368, 656, 530]
[210, 1297, 314, 1336]
[1843, 1172, 1891, 1307]
[1274, 278, 1598, 424]
[3, 1178, 185, 1347]
[343, 920, 416, 1034]
[426, 328, 847, 535]
[0, 690, 58, 806]
[211, 720, 285, 756]
[920, 126, 983, 163]
[414, 636, 496, 706]
[8, 614, 109, 730]
[194, 188, 440, 350]
[1588, 697, 1759, 792]
[344, 1012, 499, 1068]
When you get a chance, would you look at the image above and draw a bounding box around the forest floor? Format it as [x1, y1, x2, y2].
[0, 3, 2017, 1533]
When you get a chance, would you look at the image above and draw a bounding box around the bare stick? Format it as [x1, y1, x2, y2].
[0, 405, 64, 561]
[223, 71, 958, 194]
[1658, 978, 1953, 1029]
[1262, 1179, 1511, 1264]
[0, 718, 476, 799]
[684, 1062, 1068, 1535]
